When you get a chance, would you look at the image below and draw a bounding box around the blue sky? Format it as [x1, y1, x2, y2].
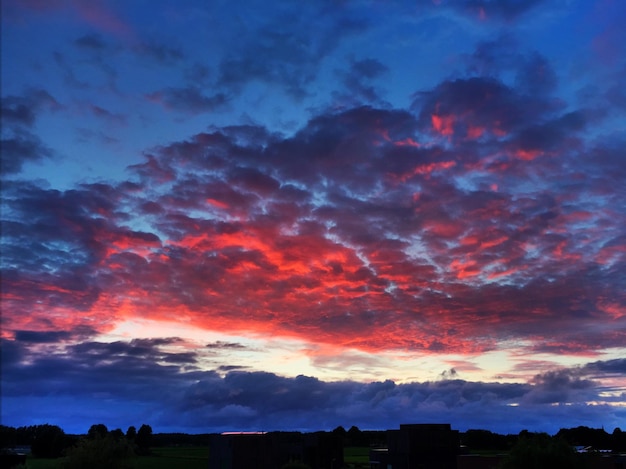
[1, 0, 625, 435]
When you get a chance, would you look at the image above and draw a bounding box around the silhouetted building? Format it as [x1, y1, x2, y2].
[370, 424, 460, 469]
[208, 432, 273, 469]
[208, 431, 343, 469]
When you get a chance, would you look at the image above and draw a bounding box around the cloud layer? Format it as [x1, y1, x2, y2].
[3, 90, 624, 355]
[3, 336, 625, 434]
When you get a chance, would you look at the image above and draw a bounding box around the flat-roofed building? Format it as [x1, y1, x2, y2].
[371, 423, 460, 469]
[208, 431, 343, 469]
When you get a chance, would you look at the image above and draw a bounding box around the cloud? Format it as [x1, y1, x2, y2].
[135, 41, 184, 64]
[14, 327, 96, 343]
[215, 4, 367, 98]
[3, 337, 624, 433]
[89, 104, 127, 125]
[207, 341, 248, 350]
[333, 58, 389, 107]
[2, 71, 624, 356]
[1, 90, 61, 126]
[436, 0, 548, 22]
[74, 33, 108, 51]
[146, 86, 229, 113]
[1, 132, 55, 174]
[1, 89, 61, 174]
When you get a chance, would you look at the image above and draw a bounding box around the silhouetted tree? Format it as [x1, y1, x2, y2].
[63, 434, 134, 469]
[347, 425, 366, 446]
[31, 424, 67, 458]
[499, 432, 586, 469]
[88, 424, 108, 440]
[135, 424, 152, 454]
[125, 426, 136, 442]
[463, 429, 509, 450]
[0, 425, 17, 448]
[556, 426, 611, 448]
[110, 428, 124, 440]
[613, 427, 626, 452]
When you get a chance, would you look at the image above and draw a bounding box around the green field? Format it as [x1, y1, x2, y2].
[343, 446, 370, 468]
[24, 446, 209, 469]
[133, 446, 209, 469]
[23, 457, 62, 469]
[25, 444, 371, 468]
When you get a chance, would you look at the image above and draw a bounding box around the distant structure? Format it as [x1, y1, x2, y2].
[208, 431, 343, 469]
[369, 423, 460, 469]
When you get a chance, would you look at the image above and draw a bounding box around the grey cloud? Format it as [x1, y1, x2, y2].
[136, 41, 185, 64]
[1, 89, 60, 174]
[216, 7, 367, 98]
[74, 33, 108, 50]
[15, 330, 77, 343]
[583, 359, 626, 375]
[146, 86, 229, 113]
[1, 89, 60, 126]
[207, 341, 248, 350]
[1, 132, 54, 174]
[445, 0, 547, 21]
[3, 336, 625, 433]
[334, 58, 389, 106]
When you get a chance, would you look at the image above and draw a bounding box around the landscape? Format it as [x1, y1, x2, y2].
[1, 0, 625, 462]
[2, 422, 626, 468]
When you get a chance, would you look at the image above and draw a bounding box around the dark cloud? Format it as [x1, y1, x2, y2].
[3, 338, 624, 433]
[0, 338, 200, 407]
[207, 341, 248, 350]
[53, 51, 90, 89]
[464, 36, 558, 96]
[72, 339, 197, 364]
[146, 86, 229, 113]
[1, 132, 54, 174]
[1, 89, 61, 174]
[216, 6, 367, 98]
[89, 105, 127, 125]
[0, 180, 165, 333]
[217, 365, 248, 372]
[412, 76, 560, 140]
[136, 41, 185, 64]
[515, 52, 558, 95]
[333, 58, 389, 106]
[15, 330, 74, 343]
[441, 0, 547, 21]
[464, 33, 521, 76]
[74, 33, 108, 50]
[3, 74, 624, 354]
[583, 359, 626, 376]
[184, 63, 211, 86]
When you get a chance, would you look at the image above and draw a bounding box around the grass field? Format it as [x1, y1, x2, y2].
[24, 446, 209, 469]
[22, 457, 61, 469]
[134, 446, 209, 469]
[343, 446, 370, 468]
[24, 444, 371, 468]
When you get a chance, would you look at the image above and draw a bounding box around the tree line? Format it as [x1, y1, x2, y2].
[460, 426, 626, 452]
[0, 422, 153, 464]
[2, 422, 625, 467]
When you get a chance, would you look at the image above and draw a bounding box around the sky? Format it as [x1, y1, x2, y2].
[1, 0, 625, 436]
